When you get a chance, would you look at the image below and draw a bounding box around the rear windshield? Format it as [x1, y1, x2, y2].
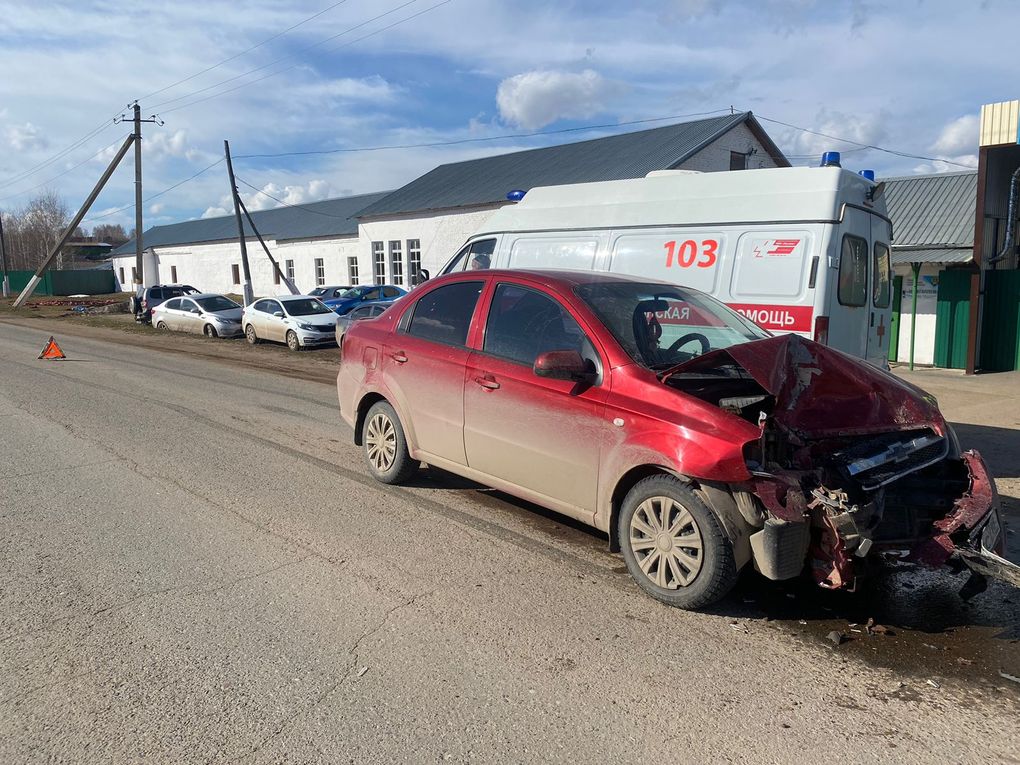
[284, 298, 333, 316]
[195, 295, 239, 312]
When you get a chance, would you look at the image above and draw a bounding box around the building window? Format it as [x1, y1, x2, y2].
[131, 266, 137, 283]
[729, 151, 747, 171]
[232, 264, 240, 285]
[170, 265, 178, 282]
[119, 267, 125, 284]
[348, 256, 360, 285]
[273, 264, 281, 285]
[407, 239, 421, 283]
[314, 258, 325, 286]
[285, 259, 295, 280]
[372, 241, 385, 284]
[389, 240, 403, 285]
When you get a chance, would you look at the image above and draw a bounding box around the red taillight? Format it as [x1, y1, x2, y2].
[813, 316, 829, 345]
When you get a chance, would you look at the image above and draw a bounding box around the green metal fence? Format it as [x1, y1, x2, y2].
[933, 269, 972, 369]
[888, 274, 902, 362]
[3, 268, 116, 297]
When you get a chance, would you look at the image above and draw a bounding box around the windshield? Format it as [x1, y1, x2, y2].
[195, 295, 239, 312]
[309, 288, 327, 297]
[574, 281, 769, 370]
[284, 298, 333, 316]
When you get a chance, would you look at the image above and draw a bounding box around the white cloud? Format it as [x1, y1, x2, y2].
[913, 154, 979, 174]
[149, 202, 165, 214]
[200, 178, 334, 219]
[932, 114, 979, 156]
[7, 122, 48, 151]
[300, 76, 400, 103]
[496, 69, 619, 129]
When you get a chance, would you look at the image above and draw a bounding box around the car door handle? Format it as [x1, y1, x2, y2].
[473, 375, 500, 390]
[390, 351, 408, 363]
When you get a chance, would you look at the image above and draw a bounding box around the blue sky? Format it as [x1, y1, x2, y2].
[0, 0, 1012, 232]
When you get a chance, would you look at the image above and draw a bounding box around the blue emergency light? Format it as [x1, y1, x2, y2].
[858, 169, 876, 182]
[820, 151, 841, 168]
[506, 189, 527, 202]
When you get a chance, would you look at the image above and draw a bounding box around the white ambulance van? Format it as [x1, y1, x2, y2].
[436, 162, 894, 367]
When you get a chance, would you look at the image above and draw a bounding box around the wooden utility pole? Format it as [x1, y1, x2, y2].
[124, 102, 161, 293]
[12, 134, 136, 308]
[237, 196, 300, 295]
[223, 140, 254, 305]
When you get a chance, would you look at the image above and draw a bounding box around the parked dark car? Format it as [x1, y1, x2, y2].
[337, 269, 1017, 609]
[309, 285, 352, 300]
[323, 285, 405, 315]
[131, 284, 200, 323]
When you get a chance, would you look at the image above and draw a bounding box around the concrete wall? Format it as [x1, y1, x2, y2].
[110, 235, 360, 297]
[893, 263, 941, 365]
[677, 122, 782, 173]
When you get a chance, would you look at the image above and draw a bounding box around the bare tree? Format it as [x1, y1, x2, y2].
[91, 223, 130, 247]
[2, 191, 70, 270]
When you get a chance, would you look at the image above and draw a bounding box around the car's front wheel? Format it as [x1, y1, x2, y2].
[245, 324, 259, 345]
[203, 324, 217, 338]
[618, 474, 737, 609]
[286, 330, 301, 352]
[362, 400, 419, 484]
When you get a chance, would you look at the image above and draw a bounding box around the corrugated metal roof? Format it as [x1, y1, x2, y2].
[881, 170, 977, 247]
[891, 247, 973, 265]
[111, 190, 391, 256]
[357, 112, 783, 218]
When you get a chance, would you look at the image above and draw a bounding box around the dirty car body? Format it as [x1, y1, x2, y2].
[337, 269, 1016, 608]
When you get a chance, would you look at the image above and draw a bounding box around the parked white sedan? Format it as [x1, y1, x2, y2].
[151, 293, 244, 338]
[243, 295, 339, 351]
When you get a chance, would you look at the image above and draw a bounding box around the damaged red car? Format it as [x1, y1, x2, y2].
[337, 270, 1018, 609]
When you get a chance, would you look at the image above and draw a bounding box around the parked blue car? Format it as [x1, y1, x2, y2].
[322, 285, 406, 315]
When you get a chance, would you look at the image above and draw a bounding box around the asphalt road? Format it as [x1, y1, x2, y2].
[1, 323, 1018, 764]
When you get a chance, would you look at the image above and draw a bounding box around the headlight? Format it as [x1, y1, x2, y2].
[297, 322, 317, 331]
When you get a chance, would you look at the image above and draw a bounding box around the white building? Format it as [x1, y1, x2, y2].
[111, 111, 788, 295]
[109, 191, 389, 295]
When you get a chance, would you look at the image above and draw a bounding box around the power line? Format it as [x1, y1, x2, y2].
[148, 0, 425, 113]
[755, 114, 974, 168]
[233, 109, 737, 159]
[136, 0, 351, 104]
[81, 158, 225, 225]
[0, 118, 118, 191]
[234, 176, 353, 218]
[0, 134, 131, 203]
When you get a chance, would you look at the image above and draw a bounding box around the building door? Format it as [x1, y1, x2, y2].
[933, 269, 972, 369]
[979, 268, 1020, 371]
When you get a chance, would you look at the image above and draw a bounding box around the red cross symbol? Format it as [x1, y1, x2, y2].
[876, 314, 886, 347]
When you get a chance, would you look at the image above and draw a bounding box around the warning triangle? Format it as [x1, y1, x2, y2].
[38, 336, 66, 360]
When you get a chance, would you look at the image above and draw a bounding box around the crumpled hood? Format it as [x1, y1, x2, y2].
[667, 334, 945, 439]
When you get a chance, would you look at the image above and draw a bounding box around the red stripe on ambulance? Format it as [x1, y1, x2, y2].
[728, 303, 813, 333]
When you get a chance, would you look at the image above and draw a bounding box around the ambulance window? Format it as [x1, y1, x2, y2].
[508, 238, 598, 270]
[872, 242, 891, 308]
[838, 235, 868, 307]
[442, 245, 473, 275]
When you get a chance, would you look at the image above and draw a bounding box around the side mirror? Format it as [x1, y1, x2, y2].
[190, 308, 201, 314]
[415, 268, 431, 285]
[533, 350, 594, 381]
[273, 311, 284, 318]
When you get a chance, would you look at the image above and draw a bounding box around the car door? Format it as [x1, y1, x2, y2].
[179, 298, 202, 334]
[158, 297, 181, 329]
[264, 300, 286, 342]
[827, 208, 871, 359]
[383, 280, 485, 465]
[462, 281, 608, 516]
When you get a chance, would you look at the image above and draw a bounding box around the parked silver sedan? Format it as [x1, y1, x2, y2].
[151, 293, 244, 338]
[242, 295, 338, 351]
[335, 302, 388, 349]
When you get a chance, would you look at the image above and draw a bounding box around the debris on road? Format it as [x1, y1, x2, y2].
[357, 666, 369, 678]
[926, 679, 941, 689]
[827, 630, 847, 646]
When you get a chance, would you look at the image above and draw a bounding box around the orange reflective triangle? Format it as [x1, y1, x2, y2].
[38, 336, 66, 360]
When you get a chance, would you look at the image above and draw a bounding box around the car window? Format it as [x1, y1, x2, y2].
[181, 299, 199, 312]
[872, 242, 891, 308]
[253, 299, 270, 313]
[444, 239, 497, 273]
[406, 281, 484, 347]
[483, 283, 592, 367]
[361, 288, 382, 301]
[371, 305, 386, 317]
[163, 298, 182, 310]
[196, 295, 239, 312]
[283, 298, 332, 316]
[838, 235, 868, 307]
[382, 286, 401, 298]
[331, 288, 348, 298]
[149, 287, 165, 301]
[166, 286, 188, 299]
[350, 306, 373, 319]
[442, 244, 472, 275]
[266, 301, 283, 315]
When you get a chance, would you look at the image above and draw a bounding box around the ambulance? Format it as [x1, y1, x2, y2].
[436, 156, 894, 367]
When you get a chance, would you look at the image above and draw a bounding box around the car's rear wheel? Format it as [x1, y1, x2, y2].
[245, 324, 259, 345]
[203, 324, 217, 338]
[619, 475, 737, 609]
[362, 401, 419, 484]
[286, 330, 301, 352]
[155, 321, 168, 331]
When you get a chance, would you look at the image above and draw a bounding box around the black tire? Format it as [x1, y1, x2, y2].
[618, 474, 737, 610]
[155, 320, 169, 331]
[245, 324, 259, 345]
[286, 330, 301, 352]
[361, 400, 419, 484]
[203, 324, 217, 338]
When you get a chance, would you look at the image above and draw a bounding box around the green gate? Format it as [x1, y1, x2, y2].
[980, 269, 1020, 371]
[888, 274, 902, 362]
[933, 269, 972, 369]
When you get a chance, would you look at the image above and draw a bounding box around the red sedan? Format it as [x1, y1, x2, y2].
[337, 270, 1013, 608]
